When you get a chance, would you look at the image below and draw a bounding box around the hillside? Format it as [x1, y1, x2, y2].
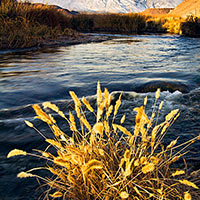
[29, 0, 183, 13]
[30, 3, 75, 16]
[169, 0, 200, 17]
[140, 8, 174, 16]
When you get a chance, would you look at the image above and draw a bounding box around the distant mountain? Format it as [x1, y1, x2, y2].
[169, 0, 200, 17]
[29, 0, 183, 13]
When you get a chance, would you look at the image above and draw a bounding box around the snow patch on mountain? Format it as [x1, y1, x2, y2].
[28, 0, 183, 13]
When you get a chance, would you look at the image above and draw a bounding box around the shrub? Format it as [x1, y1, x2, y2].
[0, 0, 77, 49]
[145, 17, 167, 33]
[7, 82, 200, 200]
[181, 16, 200, 37]
[162, 17, 184, 35]
[0, 15, 77, 49]
[69, 13, 147, 34]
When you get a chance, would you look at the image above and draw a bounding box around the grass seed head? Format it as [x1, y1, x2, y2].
[165, 109, 179, 121]
[33, 104, 53, 124]
[50, 191, 63, 198]
[52, 125, 65, 137]
[114, 93, 122, 116]
[75, 105, 81, 118]
[144, 96, 148, 106]
[120, 114, 126, 124]
[97, 81, 102, 105]
[184, 191, 192, 200]
[43, 101, 59, 113]
[167, 138, 178, 149]
[69, 91, 81, 106]
[24, 120, 34, 128]
[120, 191, 129, 199]
[155, 88, 160, 99]
[142, 163, 155, 174]
[82, 159, 103, 175]
[179, 180, 199, 189]
[82, 97, 94, 112]
[172, 170, 185, 177]
[69, 111, 77, 132]
[17, 172, 35, 178]
[115, 124, 132, 137]
[80, 116, 92, 131]
[93, 122, 104, 135]
[159, 100, 164, 110]
[7, 149, 27, 158]
[106, 105, 113, 119]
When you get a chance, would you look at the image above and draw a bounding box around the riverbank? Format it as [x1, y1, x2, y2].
[1, 0, 200, 50]
[33, 34, 112, 48]
[0, 0, 79, 50]
[0, 33, 112, 52]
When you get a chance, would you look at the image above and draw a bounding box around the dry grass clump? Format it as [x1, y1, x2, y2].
[0, 0, 77, 49]
[145, 15, 200, 36]
[0, 15, 76, 49]
[144, 16, 186, 34]
[162, 17, 185, 35]
[8, 82, 200, 199]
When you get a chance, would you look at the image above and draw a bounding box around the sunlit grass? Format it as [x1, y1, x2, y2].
[144, 14, 200, 36]
[0, 0, 77, 49]
[8, 82, 200, 199]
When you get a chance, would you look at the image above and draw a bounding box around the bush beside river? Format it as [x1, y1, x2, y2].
[1, 0, 200, 50]
[0, 0, 78, 49]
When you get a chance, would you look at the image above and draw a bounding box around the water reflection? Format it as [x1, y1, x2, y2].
[0, 34, 200, 109]
[0, 70, 41, 78]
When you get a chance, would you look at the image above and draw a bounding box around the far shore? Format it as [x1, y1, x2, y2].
[1, 0, 200, 51]
[38, 34, 112, 48]
[0, 34, 113, 52]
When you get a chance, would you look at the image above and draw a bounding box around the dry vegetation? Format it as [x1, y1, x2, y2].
[0, 0, 77, 49]
[142, 14, 200, 36]
[181, 15, 200, 37]
[1, 0, 200, 50]
[66, 12, 200, 37]
[68, 13, 147, 34]
[8, 82, 200, 200]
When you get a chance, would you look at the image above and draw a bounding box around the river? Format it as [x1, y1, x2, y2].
[0, 34, 200, 200]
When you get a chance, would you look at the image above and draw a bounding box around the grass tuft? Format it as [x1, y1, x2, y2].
[7, 82, 200, 199]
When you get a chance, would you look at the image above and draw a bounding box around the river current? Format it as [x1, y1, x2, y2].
[0, 34, 200, 199]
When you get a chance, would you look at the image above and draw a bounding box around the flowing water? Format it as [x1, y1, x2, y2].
[0, 34, 200, 199]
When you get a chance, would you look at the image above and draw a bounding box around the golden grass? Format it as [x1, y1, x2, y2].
[145, 15, 200, 36]
[7, 82, 200, 199]
[7, 149, 27, 158]
[0, 0, 77, 49]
